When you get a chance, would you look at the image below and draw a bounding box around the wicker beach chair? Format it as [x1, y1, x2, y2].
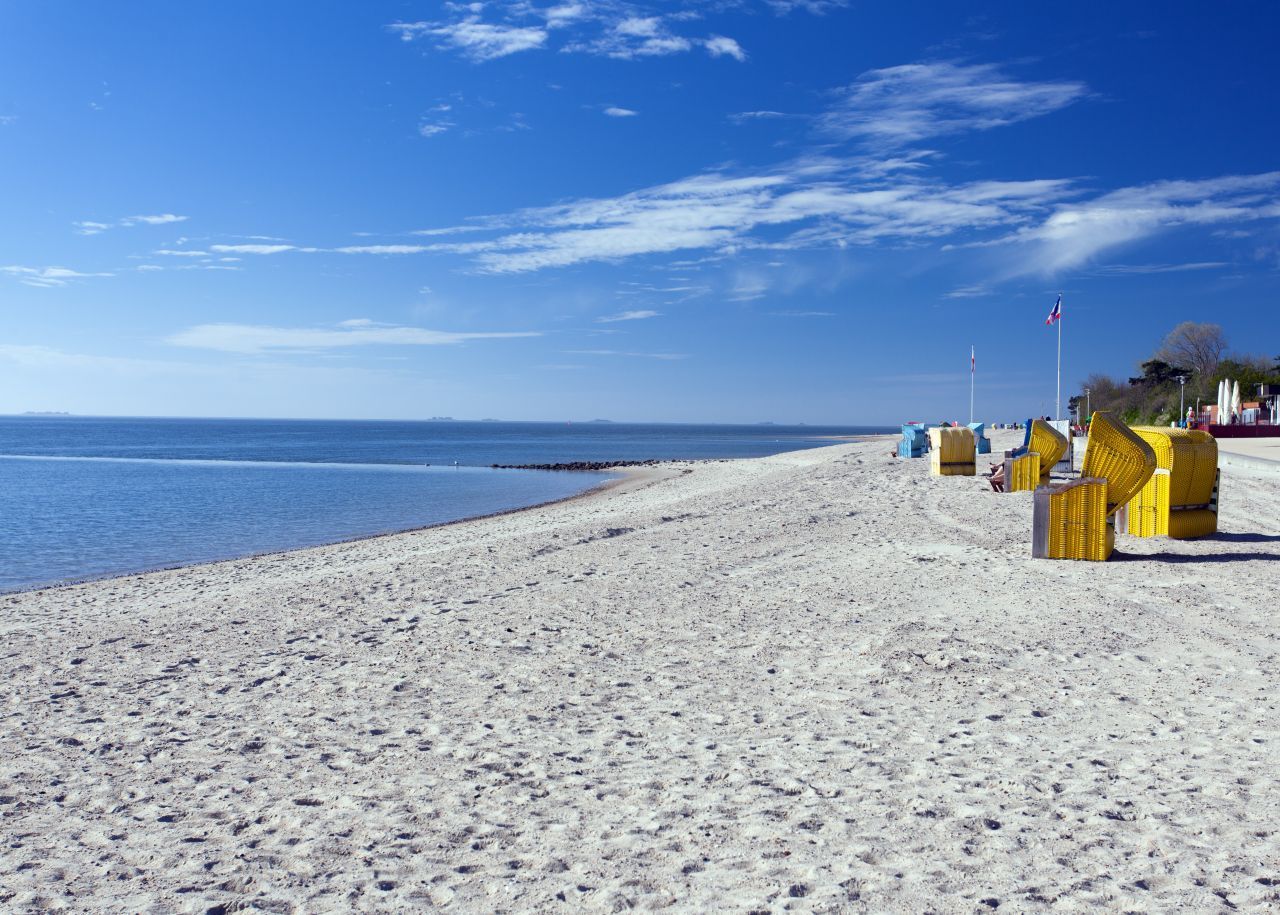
[967, 422, 992, 455]
[1003, 419, 1068, 492]
[898, 423, 929, 458]
[929, 426, 975, 476]
[1120, 428, 1219, 538]
[1032, 412, 1156, 561]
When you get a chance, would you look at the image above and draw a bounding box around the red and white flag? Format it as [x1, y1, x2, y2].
[1045, 294, 1062, 326]
[970, 345, 975, 373]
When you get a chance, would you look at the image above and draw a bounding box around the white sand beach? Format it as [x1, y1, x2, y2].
[2, 432, 1279, 912]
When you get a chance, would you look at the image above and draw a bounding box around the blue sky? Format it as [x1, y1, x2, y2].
[1, 2, 1278, 423]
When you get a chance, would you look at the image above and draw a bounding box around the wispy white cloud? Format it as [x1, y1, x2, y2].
[0, 115, 16, 126]
[209, 243, 300, 255]
[0, 344, 212, 375]
[604, 106, 638, 117]
[392, 6, 753, 64]
[419, 121, 453, 137]
[544, 3, 589, 28]
[986, 173, 1280, 276]
[1, 265, 114, 288]
[567, 349, 687, 360]
[596, 309, 661, 322]
[822, 61, 1086, 146]
[75, 214, 189, 235]
[152, 249, 210, 257]
[331, 244, 431, 255]
[412, 225, 489, 237]
[572, 15, 692, 59]
[389, 18, 548, 61]
[729, 110, 793, 123]
[704, 35, 746, 62]
[944, 284, 991, 298]
[1095, 261, 1228, 275]
[767, 0, 848, 13]
[123, 214, 187, 226]
[422, 161, 1077, 273]
[73, 221, 113, 236]
[167, 321, 541, 354]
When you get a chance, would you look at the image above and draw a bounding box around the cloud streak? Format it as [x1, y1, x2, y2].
[1, 266, 114, 288]
[822, 61, 1086, 146]
[987, 172, 1280, 275]
[596, 309, 661, 322]
[389, 18, 547, 61]
[167, 321, 541, 354]
[391, 5, 756, 64]
[74, 214, 188, 235]
[421, 163, 1078, 273]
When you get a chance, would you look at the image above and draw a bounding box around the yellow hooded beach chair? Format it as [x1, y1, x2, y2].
[1004, 419, 1069, 492]
[1032, 412, 1156, 561]
[1121, 428, 1219, 538]
[929, 426, 975, 476]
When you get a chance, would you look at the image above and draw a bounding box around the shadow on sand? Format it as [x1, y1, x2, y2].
[1208, 531, 1280, 543]
[1112, 549, 1278, 564]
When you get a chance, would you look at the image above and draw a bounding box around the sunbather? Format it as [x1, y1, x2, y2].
[987, 461, 1005, 492]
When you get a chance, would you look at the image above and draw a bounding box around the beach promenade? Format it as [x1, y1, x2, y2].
[2, 433, 1278, 912]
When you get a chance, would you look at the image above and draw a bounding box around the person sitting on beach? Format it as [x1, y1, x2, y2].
[987, 461, 1005, 492]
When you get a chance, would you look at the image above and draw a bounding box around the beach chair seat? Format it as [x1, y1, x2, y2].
[1032, 412, 1155, 561]
[1004, 452, 1041, 492]
[929, 427, 975, 476]
[1120, 427, 1219, 539]
[1024, 419, 1068, 484]
[968, 422, 992, 455]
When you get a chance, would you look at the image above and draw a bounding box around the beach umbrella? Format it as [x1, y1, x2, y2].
[1218, 379, 1227, 420]
[1232, 379, 1241, 418]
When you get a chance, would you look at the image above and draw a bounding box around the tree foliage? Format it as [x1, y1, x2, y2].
[1080, 323, 1278, 425]
[1156, 322, 1227, 398]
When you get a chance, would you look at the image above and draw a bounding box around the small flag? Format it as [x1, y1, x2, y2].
[971, 345, 975, 373]
[1045, 294, 1062, 326]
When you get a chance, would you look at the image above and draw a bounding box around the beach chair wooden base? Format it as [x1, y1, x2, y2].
[1032, 478, 1113, 561]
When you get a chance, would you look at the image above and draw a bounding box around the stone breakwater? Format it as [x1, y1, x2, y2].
[490, 459, 667, 472]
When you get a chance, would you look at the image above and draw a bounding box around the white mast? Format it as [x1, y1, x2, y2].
[969, 345, 975, 424]
[1056, 293, 1063, 420]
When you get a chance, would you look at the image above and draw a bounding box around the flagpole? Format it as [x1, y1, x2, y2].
[969, 346, 975, 424]
[1056, 293, 1062, 420]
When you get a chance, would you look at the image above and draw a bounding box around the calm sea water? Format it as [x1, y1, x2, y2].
[0, 416, 890, 593]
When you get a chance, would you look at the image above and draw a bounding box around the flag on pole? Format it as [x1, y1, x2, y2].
[1045, 294, 1062, 326]
[971, 346, 975, 373]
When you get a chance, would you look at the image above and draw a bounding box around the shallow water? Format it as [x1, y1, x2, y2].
[0, 416, 891, 592]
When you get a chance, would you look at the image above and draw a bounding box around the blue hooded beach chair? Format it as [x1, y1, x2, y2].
[967, 422, 991, 455]
[898, 423, 929, 458]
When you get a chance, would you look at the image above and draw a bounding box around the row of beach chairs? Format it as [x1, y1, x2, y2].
[898, 413, 1220, 561]
[898, 422, 991, 461]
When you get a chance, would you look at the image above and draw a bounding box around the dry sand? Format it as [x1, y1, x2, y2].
[2, 432, 1279, 912]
